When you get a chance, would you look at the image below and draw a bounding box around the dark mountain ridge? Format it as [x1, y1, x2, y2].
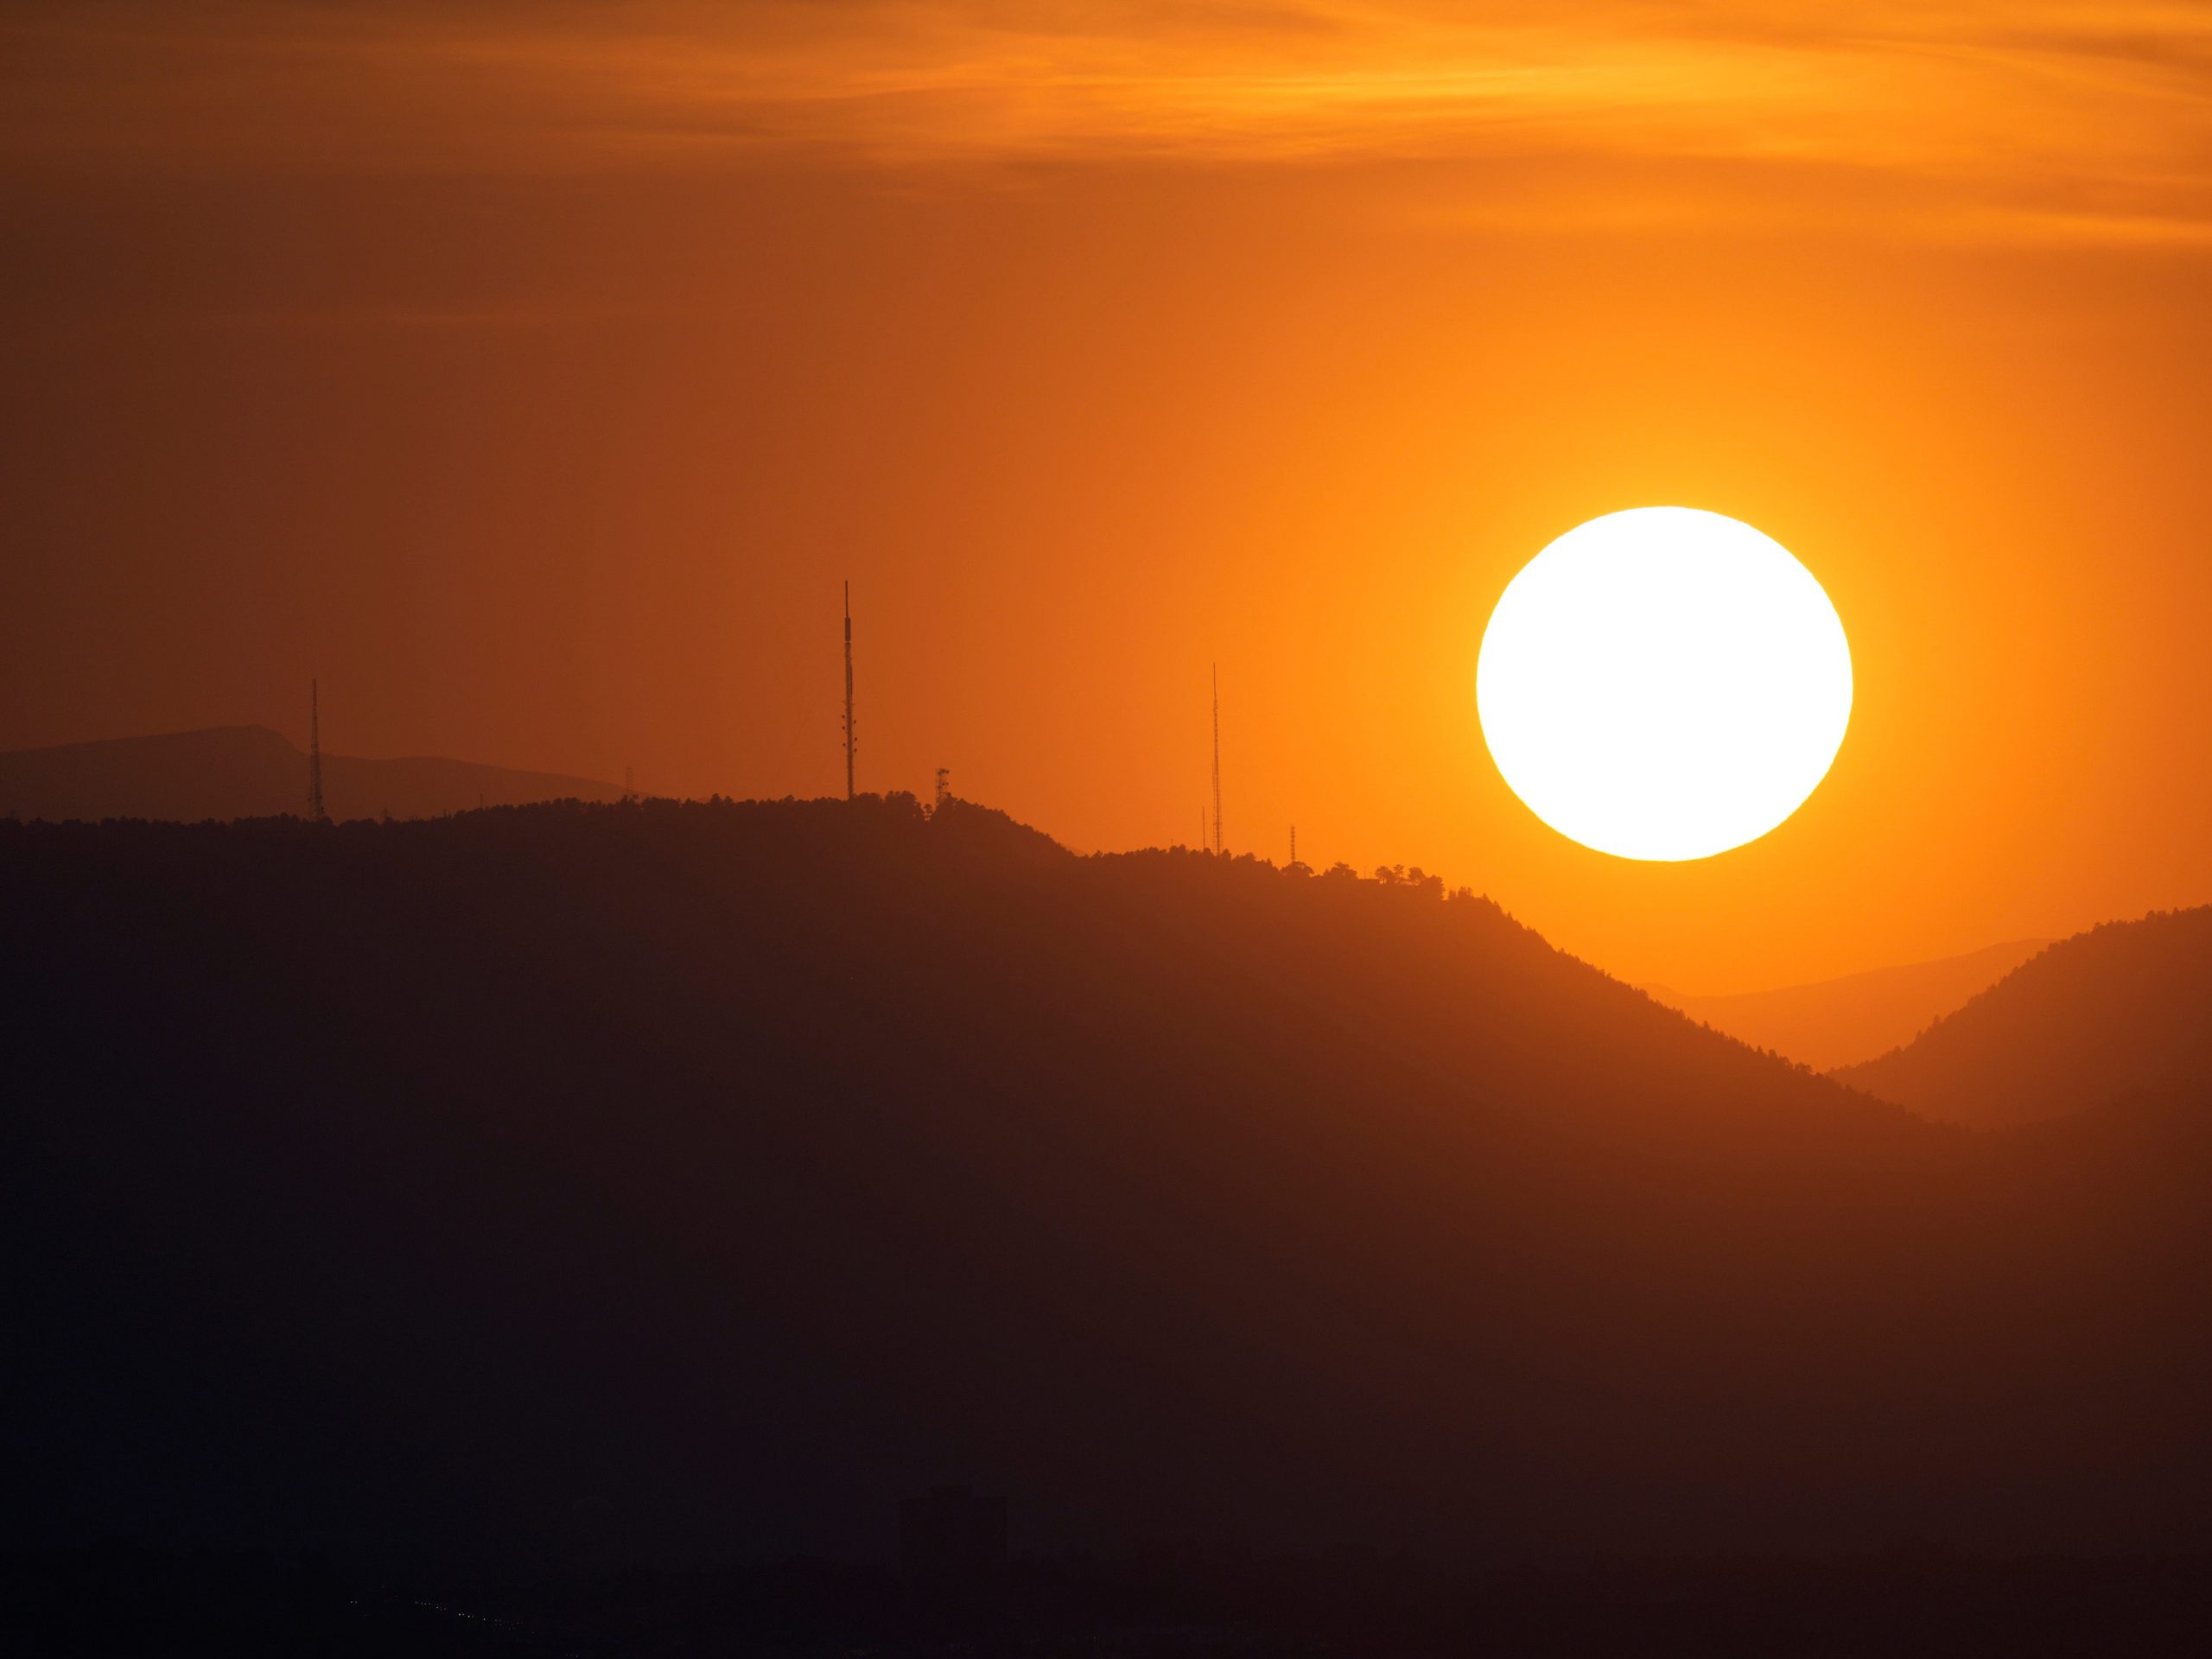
[1836, 906, 2212, 1128]
[0, 723, 620, 824]
[5, 798, 2210, 1575]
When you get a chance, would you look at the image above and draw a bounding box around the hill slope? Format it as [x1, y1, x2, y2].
[4, 799, 2211, 1569]
[1648, 938, 2050, 1071]
[0, 725, 620, 823]
[1836, 906, 2212, 1128]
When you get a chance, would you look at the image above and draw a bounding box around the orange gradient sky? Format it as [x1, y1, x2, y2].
[6, 2, 2212, 991]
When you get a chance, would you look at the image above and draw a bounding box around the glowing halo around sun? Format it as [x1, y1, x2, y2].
[1476, 507, 1853, 862]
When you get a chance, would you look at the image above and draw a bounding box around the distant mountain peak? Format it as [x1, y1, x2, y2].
[0, 723, 619, 824]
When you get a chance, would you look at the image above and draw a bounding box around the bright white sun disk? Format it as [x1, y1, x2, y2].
[1476, 507, 1853, 861]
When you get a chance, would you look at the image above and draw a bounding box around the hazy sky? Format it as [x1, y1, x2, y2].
[8, 2, 2212, 989]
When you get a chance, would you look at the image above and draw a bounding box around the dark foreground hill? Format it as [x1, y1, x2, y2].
[1837, 906, 2212, 1128]
[5, 798, 2212, 1597]
[1647, 938, 2049, 1071]
[0, 724, 620, 823]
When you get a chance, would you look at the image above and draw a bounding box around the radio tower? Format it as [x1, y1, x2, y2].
[308, 678, 327, 823]
[842, 581, 856, 801]
[1210, 664, 1224, 855]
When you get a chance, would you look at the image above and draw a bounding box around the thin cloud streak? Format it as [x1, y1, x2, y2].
[7, 3, 2212, 242]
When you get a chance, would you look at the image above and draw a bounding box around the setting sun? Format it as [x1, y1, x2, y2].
[1477, 507, 1853, 861]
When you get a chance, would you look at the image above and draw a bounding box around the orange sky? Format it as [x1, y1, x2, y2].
[6, 2, 2212, 991]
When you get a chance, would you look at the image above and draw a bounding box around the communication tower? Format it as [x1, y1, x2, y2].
[1210, 664, 1224, 855]
[308, 679, 328, 823]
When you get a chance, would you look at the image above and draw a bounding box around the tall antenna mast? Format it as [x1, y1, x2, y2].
[843, 581, 856, 802]
[1210, 664, 1224, 855]
[1290, 824, 1296, 867]
[308, 678, 327, 823]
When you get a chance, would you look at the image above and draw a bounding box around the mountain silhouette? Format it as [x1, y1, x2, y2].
[0, 724, 620, 823]
[1646, 938, 2050, 1071]
[6, 798, 2212, 1576]
[1835, 906, 2212, 1128]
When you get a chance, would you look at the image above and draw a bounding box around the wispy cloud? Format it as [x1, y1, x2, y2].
[8, 2, 2212, 242]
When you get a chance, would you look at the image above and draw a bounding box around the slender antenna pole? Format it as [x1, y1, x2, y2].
[1290, 824, 1296, 867]
[1211, 664, 1224, 855]
[308, 679, 327, 823]
[843, 581, 856, 802]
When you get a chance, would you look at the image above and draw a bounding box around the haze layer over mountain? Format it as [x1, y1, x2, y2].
[1837, 906, 2212, 1128]
[1648, 939, 2050, 1071]
[6, 800, 2210, 1570]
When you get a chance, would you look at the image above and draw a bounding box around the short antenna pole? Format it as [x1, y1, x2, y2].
[842, 581, 856, 802]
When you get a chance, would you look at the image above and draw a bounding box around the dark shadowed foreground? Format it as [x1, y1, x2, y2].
[6, 798, 2212, 1652]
